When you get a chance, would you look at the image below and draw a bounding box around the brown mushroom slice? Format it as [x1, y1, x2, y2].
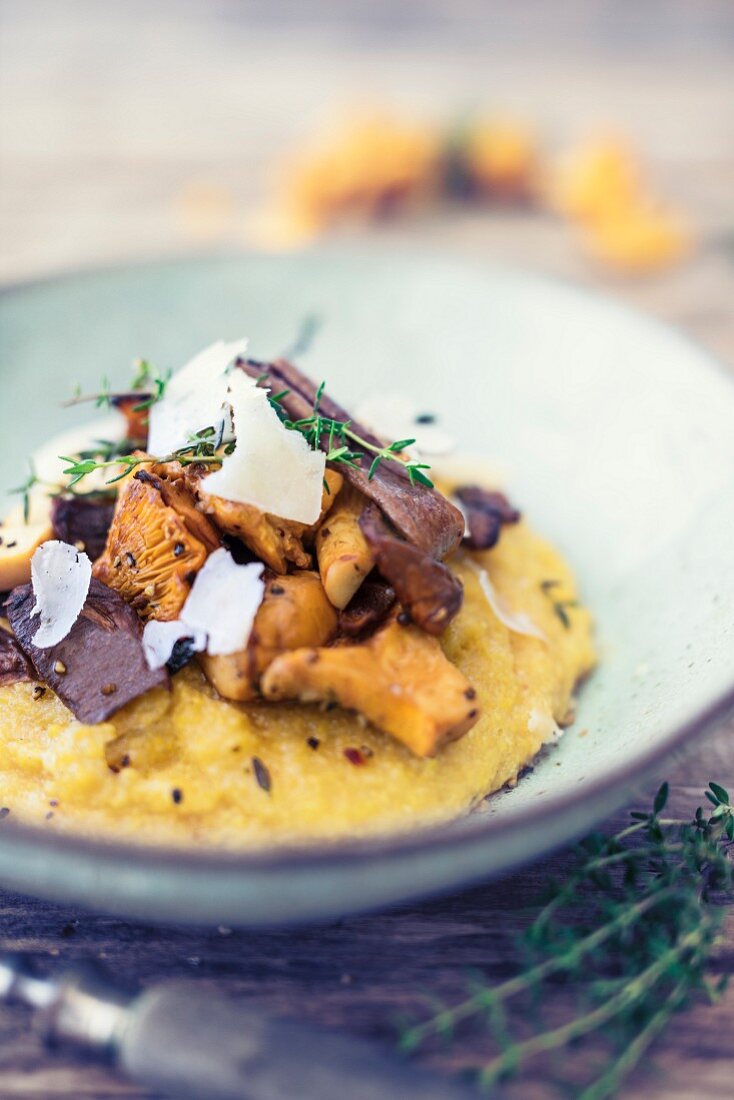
[338, 576, 396, 637]
[0, 626, 34, 687]
[315, 485, 375, 609]
[261, 617, 480, 758]
[93, 466, 220, 621]
[455, 485, 520, 550]
[191, 468, 343, 575]
[6, 579, 169, 723]
[199, 570, 338, 701]
[51, 494, 117, 561]
[359, 504, 463, 636]
[239, 358, 465, 560]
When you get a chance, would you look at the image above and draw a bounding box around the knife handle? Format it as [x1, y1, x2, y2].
[119, 981, 477, 1100]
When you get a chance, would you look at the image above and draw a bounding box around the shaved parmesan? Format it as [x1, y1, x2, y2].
[30, 541, 92, 648]
[465, 557, 546, 641]
[528, 708, 564, 745]
[204, 370, 326, 525]
[147, 338, 247, 456]
[181, 549, 265, 656]
[142, 548, 265, 668]
[142, 619, 206, 672]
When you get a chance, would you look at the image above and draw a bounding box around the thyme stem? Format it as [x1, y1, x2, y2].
[578, 974, 692, 1100]
[399, 783, 733, 1097]
[401, 886, 678, 1050]
[477, 926, 705, 1089]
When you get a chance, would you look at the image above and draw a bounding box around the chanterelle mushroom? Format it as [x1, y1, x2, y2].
[261, 616, 480, 757]
[191, 467, 343, 575]
[94, 464, 220, 621]
[315, 484, 374, 609]
[199, 570, 338, 701]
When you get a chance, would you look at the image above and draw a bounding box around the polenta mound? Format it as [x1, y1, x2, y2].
[0, 523, 594, 848]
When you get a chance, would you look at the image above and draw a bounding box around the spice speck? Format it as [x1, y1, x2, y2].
[252, 756, 271, 792]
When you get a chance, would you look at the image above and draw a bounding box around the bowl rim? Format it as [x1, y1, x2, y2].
[1, 249, 733, 876]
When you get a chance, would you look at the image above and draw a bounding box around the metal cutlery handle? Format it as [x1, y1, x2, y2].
[0, 955, 477, 1100]
[120, 981, 477, 1100]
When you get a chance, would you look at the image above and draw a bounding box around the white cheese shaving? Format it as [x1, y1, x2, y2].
[204, 370, 326, 525]
[142, 548, 265, 668]
[141, 619, 207, 672]
[147, 338, 247, 456]
[465, 557, 546, 641]
[528, 708, 564, 745]
[30, 541, 92, 648]
[181, 549, 265, 656]
[355, 392, 456, 456]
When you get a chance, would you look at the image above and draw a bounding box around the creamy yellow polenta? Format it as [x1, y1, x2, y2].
[0, 523, 594, 847]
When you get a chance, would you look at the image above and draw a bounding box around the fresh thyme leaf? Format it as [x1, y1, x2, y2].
[10, 462, 39, 524]
[653, 781, 669, 814]
[65, 359, 171, 412]
[406, 463, 434, 488]
[709, 781, 730, 805]
[96, 376, 112, 408]
[540, 578, 578, 629]
[399, 782, 733, 1099]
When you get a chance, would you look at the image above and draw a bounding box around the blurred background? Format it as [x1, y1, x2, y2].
[1, 0, 733, 359]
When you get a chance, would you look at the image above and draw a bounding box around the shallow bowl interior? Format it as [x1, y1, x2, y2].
[0, 250, 732, 926]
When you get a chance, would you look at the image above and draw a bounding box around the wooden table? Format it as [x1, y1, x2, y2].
[0, 3, 732, 1096]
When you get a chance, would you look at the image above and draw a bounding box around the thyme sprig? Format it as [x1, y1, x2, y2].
[60, 426, 229, 487]
[10, 462, 42, 523]
[63, 358, 171, 411]
[279, 381, 434, 487]
[400, 782, 733, 1099]
[58, 366, 433, 491]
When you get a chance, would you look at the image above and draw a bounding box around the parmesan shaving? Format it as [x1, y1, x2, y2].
[465, 557, 546, 641]
[142, 548, 265, 668]
[528, 707, 564, 744]
[147, 338, 247, 456]
[30, 541, 92, 648]
[204, 370, 326, 525]
[142, 620, 207, 672]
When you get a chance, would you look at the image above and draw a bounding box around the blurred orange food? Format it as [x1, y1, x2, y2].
[548, 136, 642, 221]
[462, 119, 538, 201]
[581, 201, 691, 272]
[281, 115, 440, 232]
[548, 136, 692, 272]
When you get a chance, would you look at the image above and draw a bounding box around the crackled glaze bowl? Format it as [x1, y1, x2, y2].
[0, 250, 732, 926]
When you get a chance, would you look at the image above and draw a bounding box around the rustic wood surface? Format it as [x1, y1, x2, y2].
[0, 2, 732, 1097]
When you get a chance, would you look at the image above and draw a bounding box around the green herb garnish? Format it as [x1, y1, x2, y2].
[10, 461, 40, 524]
[400, 781, 733, 1099]
[63, 358, 171, 412]
[540, 578, 579, 629]
[276, 380, 433, 487]
[62, 373, 434, 491]
[60, 424, 227, 488]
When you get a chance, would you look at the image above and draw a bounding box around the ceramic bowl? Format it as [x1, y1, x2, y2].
[1, 250, 732, 926]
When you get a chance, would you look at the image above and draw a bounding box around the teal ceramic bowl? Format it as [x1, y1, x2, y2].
[1, 251, 732, 926]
